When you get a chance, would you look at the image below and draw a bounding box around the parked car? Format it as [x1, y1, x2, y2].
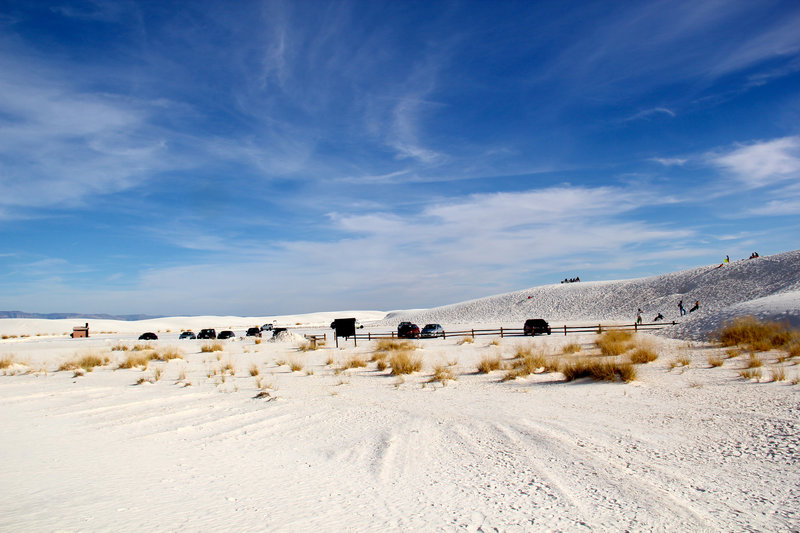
[260, 324, 274, 331]
[397, 321, 420, 339]
[179, 331, 196, 339]
[523, 319, 551, 336]
[420, 324, 445, 338]
[245, 327, 262, 337]
[218, 330, 236, 340]
[138, 332, 158, 341]
[197, 328, 216, 339]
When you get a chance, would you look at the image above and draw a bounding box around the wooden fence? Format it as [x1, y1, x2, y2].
[346, 321, 676, 341]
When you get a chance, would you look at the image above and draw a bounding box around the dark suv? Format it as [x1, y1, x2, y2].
[523, 319, 551, 336]
[246, 327, 261, 337]
[197, 328, 216, 339]
[397, 321, 420, 339]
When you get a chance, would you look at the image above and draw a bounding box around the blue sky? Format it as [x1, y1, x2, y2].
[1, 0, 800, 316]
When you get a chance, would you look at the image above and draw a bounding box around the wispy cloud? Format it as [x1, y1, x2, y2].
[710, 136, 800, 187]
[626, 107, 676, 122]
[650, 157, 687, 166]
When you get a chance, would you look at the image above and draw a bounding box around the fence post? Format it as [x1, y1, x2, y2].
[500, 327, 503, 338]
[598, 324, 602, 334]
[443, 329, 446, 339]
[471, 329, 474, 338]
[634, 322, 638, 332]
[564, 325, 567, 336]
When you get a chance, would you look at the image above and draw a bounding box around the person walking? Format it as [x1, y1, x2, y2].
[678, 300, 686, 316]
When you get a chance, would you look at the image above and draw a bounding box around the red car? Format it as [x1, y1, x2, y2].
[397, 322, 420, 339]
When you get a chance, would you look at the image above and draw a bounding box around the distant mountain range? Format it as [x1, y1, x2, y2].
[0, 311, 162, 321]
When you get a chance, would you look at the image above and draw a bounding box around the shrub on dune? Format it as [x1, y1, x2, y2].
[477, 355, 502, 374]
[118, 352, 159, 369]
[596, 330, 634, 356]
[342, 355, 367, 369]
[59, 353, 110, 372]
[715, 316, 798, 352]
[375, 339, 416, 352]
[389, 351, 422, 375]
[201, 342, 224, 353]
[561, 343, 582, 355]
[561, 358, 636, 383]
[0, 354, 15, 369]
[628, 340, 658, 364]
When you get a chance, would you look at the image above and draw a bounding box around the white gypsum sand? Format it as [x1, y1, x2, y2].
[1, 250, 799, 531]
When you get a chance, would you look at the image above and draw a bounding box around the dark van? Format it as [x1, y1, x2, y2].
[523, 319, 551, 336]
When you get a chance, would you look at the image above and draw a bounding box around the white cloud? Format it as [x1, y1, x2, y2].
[711, 136, 800, 187]
[650, 157, 687, 166]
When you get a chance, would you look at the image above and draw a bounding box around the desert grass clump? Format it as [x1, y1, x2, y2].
[297, 341, 316, 352]
[249, 364, 260, 376]
[670, 355, 691, 369]
[132, 343, 154, 352]
[0, 354, 15, 369]
[596, 330, 634, 356]
[786, 341, 800, 358]
[118, 351, 159, 369]
[791, 374, 800, 385]
[739, 368, 762, 381]
[708, 354, 725, 367]
[152, 367, 164, 381]
[429, 365, 456, 385]
[477, 354, 502, 374]
[201, 342, 224, 353]
[289, 359, 304, 372]
[341, 355, 367, 369]
[111, 343, 129, 352]
[389, 350, 422, 375]
[561, 358, 637, 383]
[628, 340, 658, 364]
[59, 353, 110, 372]
[770, 366, 786, 382]
[715, 316, 799, 352]
[153, 347, 183, 361]
[375, 339, 416, 352]
[561, 343, 582, 355]
[503, 347, 559, 380]
[219, 360, 236, 375]
[458, 336, 475, 345]
[745, 354, 763, 368]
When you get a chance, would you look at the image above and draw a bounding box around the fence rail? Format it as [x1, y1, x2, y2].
[346, 321, 676, 341]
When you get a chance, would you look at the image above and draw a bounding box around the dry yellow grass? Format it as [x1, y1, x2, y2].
[477, 355, 502, 374]
[132, 343, 153, 352]
[708, 354, 724, 367]
[787, 341, 800, 358]
[118, 352, 159, 369]
[745, 355, 763, 368]
[389, 351, 422, 375]
[59, 353, 110, 372]
[561, 343, 582, 354]
[249, 364, 260, 376]
[715, 316, 798, 352]
[458, 336, 475, 345]
[561, 358, 636, 383]
[429, 365, 456, 385]
[342, 356, 367, 369]
[157, 347, 183, 361]
[111, 343, 129, 351]
[770, 366, 786, 382]
[0, 354, 14, 369]
[375, 339, 416, 352]
[596, 330, 634, 356]
[201, 342, 224, 353]
[628, 340, 658, 364]
[503, 347, 559, 380]
[739, 368, 762, 381]
[289, 359, 304, 372]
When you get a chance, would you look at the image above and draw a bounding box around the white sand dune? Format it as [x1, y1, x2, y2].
[1, 250, 799, 531]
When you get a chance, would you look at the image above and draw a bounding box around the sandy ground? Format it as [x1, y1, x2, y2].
[2, 325, 799, 532]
